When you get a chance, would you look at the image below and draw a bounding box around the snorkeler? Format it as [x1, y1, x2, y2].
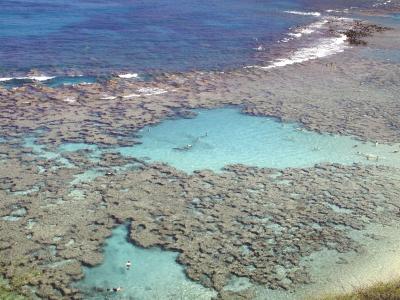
[107, 287, 123, 292]
[126, 260, 131, 270]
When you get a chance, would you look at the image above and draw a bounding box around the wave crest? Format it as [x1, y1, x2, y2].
[284, 10, 321, 17]
[262, 34, 347, 69]
[118, 73, 138, 79]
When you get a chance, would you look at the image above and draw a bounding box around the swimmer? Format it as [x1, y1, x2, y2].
[107, 287, 123, 292]
[126, 260, 131, 270]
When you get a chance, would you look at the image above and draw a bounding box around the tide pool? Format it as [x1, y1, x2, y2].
[119, 108, 400, 173]
[77, 225, 216, 300]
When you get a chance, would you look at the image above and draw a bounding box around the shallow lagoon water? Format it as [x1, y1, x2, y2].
[77, 225, 216, 300]
[20, 108, 400, 178]
[119, 108, 400, 172]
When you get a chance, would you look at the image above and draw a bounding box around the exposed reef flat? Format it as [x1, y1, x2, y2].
[1, 16, 400, 299]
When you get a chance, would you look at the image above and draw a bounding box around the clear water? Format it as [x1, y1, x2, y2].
[21, 108, 400, 174]
[58, 142, 99, 153]
[23, 137, 73, 166]
[0, 0, 356, 77]
[77, 225, 216, 300]
[119, 108, 400, 172]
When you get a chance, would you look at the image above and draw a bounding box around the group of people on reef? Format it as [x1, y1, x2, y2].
[105, 260, 132, 294]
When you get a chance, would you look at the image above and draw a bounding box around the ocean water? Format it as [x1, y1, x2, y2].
[76, 225, 216, 300]
[0, 0, 383, 80]
[0, 0, 309, 76]
[119, 108, 400, 172]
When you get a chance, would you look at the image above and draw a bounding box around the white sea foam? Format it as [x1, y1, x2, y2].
[298, 19, 328, 35]
[284, 10, 321, 17]
[121, 88, 168, 99]
[253, 45, 264, 51]
[63, 97, 77, 103]
[325, 9, 344, 13]
[262, 34, 347, 69]
[137, 87, 168, 96]
[122, 93, 141, 99]
[280, 19, 329, 44]
[100, 96, 117, 100]
[118, 73, 138, 79]
[27, 75, 55, 81]
[288, 32, 302, 38]
[0, 75, 55, 82]
[373, 0, 392, 7]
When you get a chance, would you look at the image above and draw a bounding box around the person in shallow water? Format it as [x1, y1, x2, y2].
[125, 260, 131, 270]
[107, 287, 123, 292]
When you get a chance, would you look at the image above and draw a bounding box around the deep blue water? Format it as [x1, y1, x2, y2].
[0, 0, 378, 78]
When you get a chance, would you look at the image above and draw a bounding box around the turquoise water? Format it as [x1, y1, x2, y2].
[21, 108, 400, 175]
[58, 142, 99, 152]
[77, 225, 216, 300]
[23, 137, 73, 166]
[119, 108, 400, 172]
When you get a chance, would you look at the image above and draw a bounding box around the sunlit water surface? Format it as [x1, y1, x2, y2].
[76, 226, 216, 300]
[118, 108, 400, 172]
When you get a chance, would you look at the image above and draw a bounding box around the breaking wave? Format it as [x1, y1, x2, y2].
[118, 73, 138, 79]
[0, 75, 55, 82]
[284, 10, 321, 17]
[262, 34, 348, 69]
